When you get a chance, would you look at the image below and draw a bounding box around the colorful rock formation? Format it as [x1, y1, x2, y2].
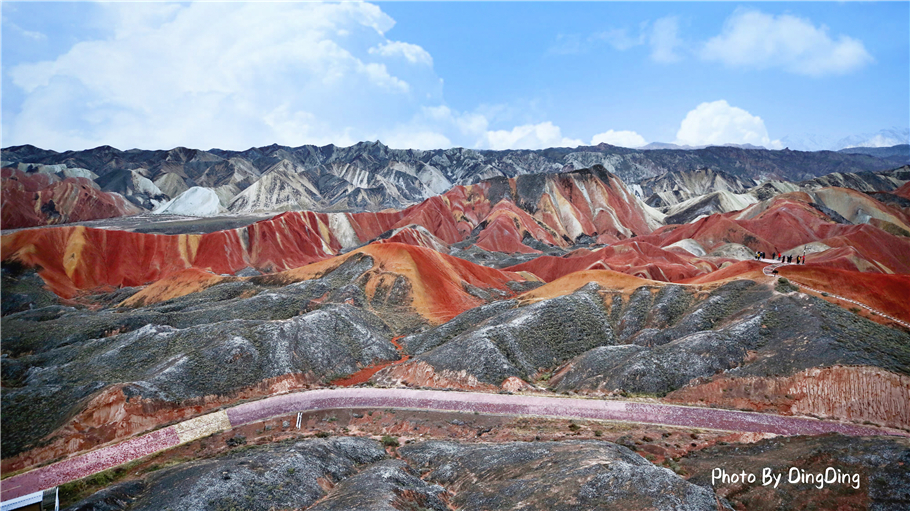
[1, 168, 142, 229]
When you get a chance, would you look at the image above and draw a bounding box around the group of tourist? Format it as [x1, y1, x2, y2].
[754, 251, 806, 264]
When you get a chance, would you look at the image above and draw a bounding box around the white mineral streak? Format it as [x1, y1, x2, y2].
[666, 238, 707, 257]
[547, 181, 585, 241]
[328, 212, 362, 248]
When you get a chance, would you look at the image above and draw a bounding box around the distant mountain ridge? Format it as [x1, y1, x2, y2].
[838, 144, 910, 166]
[3, 141, 906, 217]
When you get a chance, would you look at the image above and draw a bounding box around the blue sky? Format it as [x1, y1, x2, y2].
[2, 1, 908, 152]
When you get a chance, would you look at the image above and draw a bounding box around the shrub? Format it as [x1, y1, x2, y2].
[381, 435, 400, 447]
[665, 458, 685, 475]
[226, 435, 247, 447]
[775, 277, 798, 293]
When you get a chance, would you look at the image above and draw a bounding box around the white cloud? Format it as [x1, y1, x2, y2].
[566, 10, 871, 78]
[404, 104, 586, 151]
[4, 2, 441, 151]
[422, 105, 454, 122]
[547, 34, 584, 56]
[701, 9, 873, 76]
[12, 2, 595, 153]
[674, 100, 782, 148]
[594, 28, 645, 51]
[649, 16, 683, 63]
[482, 122, 584, 150]
[359, 62, 410, 93]
[384, 131, 451, 150]
[5, 20, 47, 41]
[369, 41, 433, 66]
[590, 130, 646, 148]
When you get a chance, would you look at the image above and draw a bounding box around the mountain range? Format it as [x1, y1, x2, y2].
[2, 141, 908, 228]
[2, 139, 910, 510]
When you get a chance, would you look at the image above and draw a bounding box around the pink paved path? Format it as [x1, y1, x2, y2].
[3, 388, 906, 501]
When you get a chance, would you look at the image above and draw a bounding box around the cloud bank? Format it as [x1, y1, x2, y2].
[7, 4, 833, 153]
[591, 130, 647, 148]
[573, 8, 872, 77]
[5, 2, 616, 152]
[8, 2, 428, 150]
[701, 9, 873, 76]
[675, 100, 781, 149]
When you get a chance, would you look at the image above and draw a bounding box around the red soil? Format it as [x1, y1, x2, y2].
[355, 242, 527, 323]
[375, 227, 449, 253]
[813, 224, 910, 274]
[2, 170, 655, 297]
[118, 242, 531, 320]
[2, 168, 141, 229]
[1, 211, 342, 297]
[893, 181, 910, 200]
[475, 216, 540, 254]
[120, 268, 233, 307]
[638, 192, 910, 276]
[5, 174, 907, 302]
[391, 196, 464, 244]
[505, 242, 705, 283]
[372, 360, 500, 391]
[474, 201, 559, 254]
[666, 365, 910, 431]
[332, 336, 410, 386]
[679, 260, 767, 284]
[777, 265, 910, 323]
[517, 269, 667, 304]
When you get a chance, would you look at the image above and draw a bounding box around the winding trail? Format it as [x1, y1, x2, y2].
[2, 387, 905, 502]
[760, 259, 910, 329]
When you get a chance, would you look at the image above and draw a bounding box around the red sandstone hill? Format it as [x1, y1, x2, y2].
[2, 167, 657, 296]
[3, 170, 908, 301]
[1, 211, 347, 297]
[505, 241, 708, 282]
[123, 242, 536, 323]
[510, 187, 910, 283]
[777, 265, 910, 324]
[641, 189, 910, 275]
[893, 181, 910, 200]
[1, 167, 141, 229]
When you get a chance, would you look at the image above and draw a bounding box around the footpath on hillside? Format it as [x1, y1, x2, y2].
[759, 259, 910, 329]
